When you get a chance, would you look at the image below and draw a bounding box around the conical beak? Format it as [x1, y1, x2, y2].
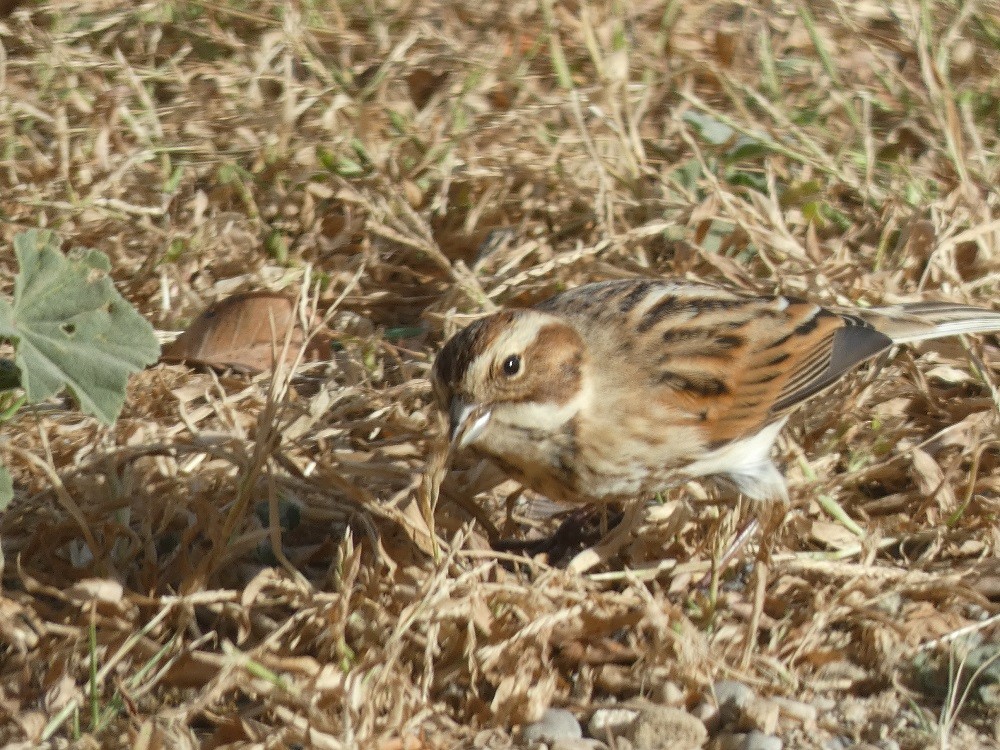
[449, 399, 492, 450]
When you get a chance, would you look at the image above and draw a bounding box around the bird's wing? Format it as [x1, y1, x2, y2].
[543, 279, 1000, 448]
[542, 279, 896, 447]
[639, 296, 896, 447]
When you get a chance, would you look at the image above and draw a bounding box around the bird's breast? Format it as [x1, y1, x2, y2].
[477, 392, 710, 503]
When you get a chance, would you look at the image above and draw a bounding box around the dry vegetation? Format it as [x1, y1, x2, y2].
[1, 0, 1000, 747]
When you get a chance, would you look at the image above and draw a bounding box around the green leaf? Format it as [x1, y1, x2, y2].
[725, 136, 772, 162]
[682, 110, 734, 145]
[0, 465, 11, 511]
[0, 230, 161, 424]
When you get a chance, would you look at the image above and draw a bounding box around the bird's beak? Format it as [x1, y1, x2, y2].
[449, 399, 492, 450]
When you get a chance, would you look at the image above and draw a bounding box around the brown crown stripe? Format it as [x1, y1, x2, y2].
[685, 297, 753, 312]
[435, 309, 517, 387]
[586, 282, 631, 307]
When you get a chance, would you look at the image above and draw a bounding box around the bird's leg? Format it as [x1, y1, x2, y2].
[698, 495, 758, 590]
[718, 518, 761, 571]
[566, 500, 644, 573]
[502, 487, 524, 537]
[739, 498, 788, 668]
[493, 502, 625, 563]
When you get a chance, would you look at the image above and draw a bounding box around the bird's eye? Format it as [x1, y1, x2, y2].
[502, 354, 521, 377]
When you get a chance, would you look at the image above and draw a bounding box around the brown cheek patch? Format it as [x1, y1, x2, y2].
[516, 323, 584, 405]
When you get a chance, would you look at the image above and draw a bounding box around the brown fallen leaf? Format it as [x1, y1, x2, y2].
[161, 292, 329, 373]
[405, 68, 448, 109]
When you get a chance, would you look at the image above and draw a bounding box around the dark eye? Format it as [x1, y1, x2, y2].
[502, 354, 521, 377]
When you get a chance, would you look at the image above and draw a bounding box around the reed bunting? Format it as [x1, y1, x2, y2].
[432, 278, 1000, 506]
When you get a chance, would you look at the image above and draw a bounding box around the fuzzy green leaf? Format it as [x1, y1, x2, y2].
[0, 230, 160, 424]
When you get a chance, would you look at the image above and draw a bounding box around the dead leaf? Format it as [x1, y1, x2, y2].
[810, 520, 858, 550]
[910, 448, 956, 511]
[0, 596, 43, 652]
[406, 69, 448, 109]
[392, 495, 438, 558]
[898, 219, 936, 257]
[924, 364, 973, 384]
[66, 577, 124, 605]
[967, 558, 1000, 600]
[713, 24, 741, 67]
[161, 292, 329, 373]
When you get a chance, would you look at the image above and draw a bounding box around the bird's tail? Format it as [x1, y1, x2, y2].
[856, 301, 1000, 344]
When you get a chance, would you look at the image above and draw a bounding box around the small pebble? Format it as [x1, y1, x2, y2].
[522, 708, 583, 745]
[625, 705, 707, 750]
[588, 707, 640, 739]
[655, 680, 686, 706]
[952, 37, 974, 67]
[742, 731, 783, 750]
[551, 740, 607, 750]
[717, 731, 783, 750]
[872, 592, 902, 617]
[691, 700, 720, 730]
[770, 696, 817, 726]
[713, 680, 756, 725]
[738, 697, 779, 734]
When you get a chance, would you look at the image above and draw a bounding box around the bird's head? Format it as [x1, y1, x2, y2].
[431, 309, 588, 454]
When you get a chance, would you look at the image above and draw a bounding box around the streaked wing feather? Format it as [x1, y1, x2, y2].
[541, 280, 1000, 451]
[597, 290, 897, 446]
[769, 323, 893, 413]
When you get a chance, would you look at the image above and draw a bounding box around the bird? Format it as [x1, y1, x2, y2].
[432, 278, 1000, 508]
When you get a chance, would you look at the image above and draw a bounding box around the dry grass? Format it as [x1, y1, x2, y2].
[1, 0, 999, 747]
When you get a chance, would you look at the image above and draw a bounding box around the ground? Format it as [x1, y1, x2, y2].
[0, 1, 999, 748]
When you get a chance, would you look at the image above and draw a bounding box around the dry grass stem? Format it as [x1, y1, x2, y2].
[1, 1, 999, 747]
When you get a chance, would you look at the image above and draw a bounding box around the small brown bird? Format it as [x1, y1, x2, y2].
[432, 278, 1000, 506]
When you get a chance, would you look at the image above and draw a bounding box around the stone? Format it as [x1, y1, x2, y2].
[588, 707, 640, 740]
[741, 731, 783, 750]
[715, 731, 783, 750]
[713, 681, 756, 725]
[738, 697, 779, 734]
[769, 696, 817, 726]
[625, 705, 707, 750]
[523, 708, 583, 746]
